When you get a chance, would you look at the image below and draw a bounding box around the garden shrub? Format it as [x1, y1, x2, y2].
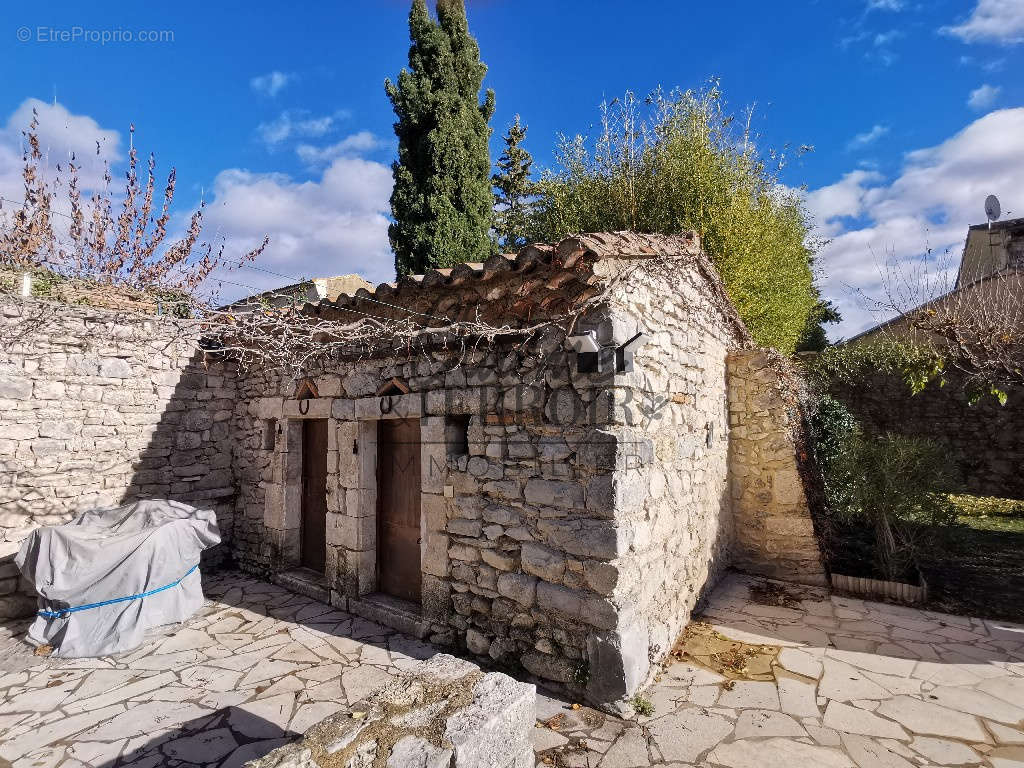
[527, 86, 821, 354]
[824, 432, 956, 584]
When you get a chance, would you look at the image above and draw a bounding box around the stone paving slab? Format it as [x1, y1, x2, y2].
[3, 571, 1024, 768]
[0, 572, 432, 768]
[530, 573, 1024, 768]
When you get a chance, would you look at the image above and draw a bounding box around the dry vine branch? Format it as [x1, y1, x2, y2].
[0, 111, 267, 305]
[860, 243, 1024, 393]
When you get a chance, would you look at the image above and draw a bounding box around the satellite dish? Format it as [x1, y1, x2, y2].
[985, 194, 1001, 223]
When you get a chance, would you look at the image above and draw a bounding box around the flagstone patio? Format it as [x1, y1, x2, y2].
[1, 572, 1023, 768]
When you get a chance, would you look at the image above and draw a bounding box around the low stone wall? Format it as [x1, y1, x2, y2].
[0, 298, 236, 617]
[831, 370, 1024, 500]
[245, 654, 535, 768]
[727, 350, 827, 586]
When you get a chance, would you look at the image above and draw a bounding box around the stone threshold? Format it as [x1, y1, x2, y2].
[271, 567, 330, 604]
[348, 592, 431, 640]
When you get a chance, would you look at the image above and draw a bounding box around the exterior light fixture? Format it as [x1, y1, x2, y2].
[616, 332, 647, 373]
[567, 331, 601, 373]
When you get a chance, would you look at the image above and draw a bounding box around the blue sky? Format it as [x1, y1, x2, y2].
[1, 0, 1022, 337]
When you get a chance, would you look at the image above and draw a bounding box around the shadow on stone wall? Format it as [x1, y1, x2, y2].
[114, 346, 238, 569]
[831, 372, 1024, 501]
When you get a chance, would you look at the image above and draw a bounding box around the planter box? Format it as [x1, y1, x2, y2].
[831, 572, 928, 604]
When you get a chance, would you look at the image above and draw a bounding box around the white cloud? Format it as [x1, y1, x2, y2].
[257, 111, 336, 148]
[296, 132, 381, 166]
[0, 98, 394, 299]
[250, 71, 293, 97]
[873, 30, 901, 46]
[0, 98, 121, 196]
[967, 83, 1001, 110]
[867, 0, 904, 11]
[941, 0, 1024, 45]
[202, 155, 395, 300]
[846, 124, 890, 151]
[807, 108, 1024, 339]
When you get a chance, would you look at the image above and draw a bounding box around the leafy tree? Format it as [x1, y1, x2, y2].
[796, 298, 842, 353]
[385, 0, 495, 276]
[492, 114, 534, 249]
[528, 86, 821, 354]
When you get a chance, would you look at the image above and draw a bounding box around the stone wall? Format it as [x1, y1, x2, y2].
[0, 299, 236, 617]
[590, 259, 739, 701]
[727, 349, 827, 586]
[246, 654, 535, 768]
[831, 371, 1024, 500]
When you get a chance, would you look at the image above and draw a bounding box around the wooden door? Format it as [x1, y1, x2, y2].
[300, 419, 328, 574]
[377, 418, 422, 603]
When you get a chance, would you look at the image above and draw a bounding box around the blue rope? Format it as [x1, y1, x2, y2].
[37, 564, 200, 620]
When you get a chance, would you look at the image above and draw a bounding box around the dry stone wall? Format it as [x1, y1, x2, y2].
[0, 299, 236, 617]
[727, 349, 827, 586]
[831, 371, 1024, 500]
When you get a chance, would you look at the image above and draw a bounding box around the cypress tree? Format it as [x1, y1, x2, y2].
[492, 115, 534, 249]
[386, 0, 495, 276]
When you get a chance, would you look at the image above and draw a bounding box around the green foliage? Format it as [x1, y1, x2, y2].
[492, 115, 534, 249]
[527, 86, 821, 354]
[796, 299, 842, 353]
[809, 395, 858, 475]
[804, 340, 945, 395]
[825, 432, 955, 583]
[385, 0, 496, 276]
[630, 695, 655, 717]
[949, 494, 1024, 521]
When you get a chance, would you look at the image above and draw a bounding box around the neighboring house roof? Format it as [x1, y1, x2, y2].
[846, 270, 1021, 346]
[956, 217, 1024, 289]
[848, 218, 1024, 346]
[223, 274, 373, 311]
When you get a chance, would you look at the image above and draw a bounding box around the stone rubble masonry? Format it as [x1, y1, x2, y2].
[831, 369, 1024, 500]
[243, 653, 535, 768]
[727, 349, 828, 586]
[0, 299, 236, 618]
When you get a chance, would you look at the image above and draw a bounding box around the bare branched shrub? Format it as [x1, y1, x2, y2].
[0, 111, 268, 310]
[861, 243, 1023, 397]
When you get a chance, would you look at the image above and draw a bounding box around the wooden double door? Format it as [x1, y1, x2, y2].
[376, 418, 422, 603]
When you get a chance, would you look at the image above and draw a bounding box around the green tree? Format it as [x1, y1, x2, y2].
[796, 298, 843, 353]
[492, 114, 534, 249]
[528, 86, 821, 354]
[385, 0, 495, 276]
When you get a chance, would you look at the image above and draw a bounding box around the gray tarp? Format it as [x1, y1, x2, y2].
[15, 499, 220, 657]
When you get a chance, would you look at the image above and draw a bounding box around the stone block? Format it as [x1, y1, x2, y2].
[496, 572, 537, 608]
[465, 628, 491, 656]
[422, 532, 449, 578]
[536, 519, 624, 560]
[448, 519, 482, 537]
[585, 621, 651, 705]
[520, 543, 566, 582]
[0, 376, 32, 400]
[284, 398, 332, 419]
[480, 549, 516, 571]
[524, 479, 584, 509]
[331, 398, 355, 420]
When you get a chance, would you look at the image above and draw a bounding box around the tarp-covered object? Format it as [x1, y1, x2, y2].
[15, 499, 221, 657]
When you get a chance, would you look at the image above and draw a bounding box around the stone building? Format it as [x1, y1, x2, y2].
[0, 231, 825, 709]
